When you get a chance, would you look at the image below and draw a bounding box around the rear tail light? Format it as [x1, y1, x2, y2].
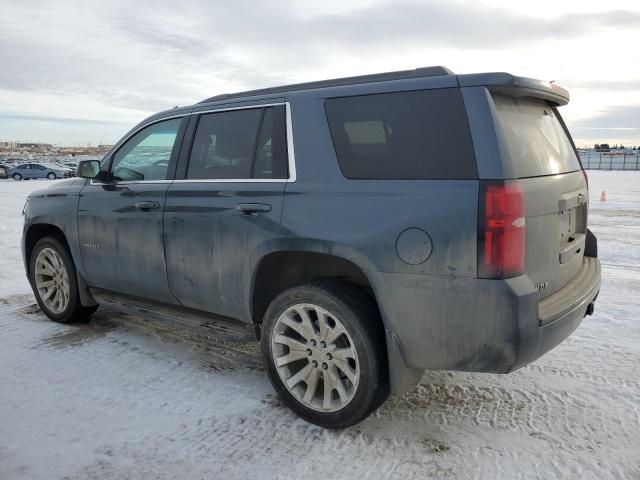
[478, 181, 525, 279]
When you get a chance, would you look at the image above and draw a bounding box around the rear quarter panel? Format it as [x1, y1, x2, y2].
[280, 95, 479, 348]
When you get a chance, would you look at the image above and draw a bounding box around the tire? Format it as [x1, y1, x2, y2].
[13, 173, 22, 181]
[261, 281, 389, 429]
[47, 172, 56, 180]
[29, 235, 98, 323]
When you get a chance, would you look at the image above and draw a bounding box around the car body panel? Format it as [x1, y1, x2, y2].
[21, 178, 96, 304]
[164, 181, 285, 321]
[77, 181, 177, 303]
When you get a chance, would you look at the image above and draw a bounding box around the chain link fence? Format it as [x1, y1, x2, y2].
[579, 153, 640, 170]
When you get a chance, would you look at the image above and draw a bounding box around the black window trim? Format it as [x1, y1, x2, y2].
[250, 108, 268, 178]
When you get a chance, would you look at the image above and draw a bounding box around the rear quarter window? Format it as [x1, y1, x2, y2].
[492, 94, 581, 178]
[324, 88, 477, 180]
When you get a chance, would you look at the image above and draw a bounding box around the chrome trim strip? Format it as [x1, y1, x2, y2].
[285, 102, 297, 182]
[90, 180, 173, 186]
[194, 102, 284, 115]
[171, 178, 286, 184]
[91, 101, 297, 186]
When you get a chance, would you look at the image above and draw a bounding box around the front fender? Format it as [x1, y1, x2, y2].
[23, 179, 96, 306]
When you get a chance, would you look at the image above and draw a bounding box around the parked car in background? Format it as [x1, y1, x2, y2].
[45, 160, 76, 170]
[21, 66, 600, 428]
[0, 163, 7, 179]
[2, 158, 26, 168]
[9, 162, 74, 180]
[41, 162, 76, 175]
[60, 161, 79, 170]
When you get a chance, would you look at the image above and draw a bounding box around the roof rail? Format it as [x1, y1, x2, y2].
[199, 66, 453, 104]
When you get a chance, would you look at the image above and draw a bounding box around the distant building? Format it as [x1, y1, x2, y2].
[17, 142, 53, 149]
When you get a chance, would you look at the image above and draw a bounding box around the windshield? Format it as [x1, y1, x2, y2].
[492, 94, 581, 178]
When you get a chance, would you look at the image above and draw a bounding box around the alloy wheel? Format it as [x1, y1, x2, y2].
[271, 303, 360, 412]
[34, 247, 70, 314]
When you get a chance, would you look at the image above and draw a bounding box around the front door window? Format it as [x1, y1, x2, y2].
[110, 118, 182, 182]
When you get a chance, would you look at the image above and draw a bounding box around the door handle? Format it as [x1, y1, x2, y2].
[236, 203, 271, 215]
[134, 201, 160, 211]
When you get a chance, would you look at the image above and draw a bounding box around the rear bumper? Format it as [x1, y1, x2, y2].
[377, 255, 601, 381]
[519, 256, 600, 369]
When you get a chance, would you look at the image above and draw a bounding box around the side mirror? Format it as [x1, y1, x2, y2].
[77, 160, 102, 179]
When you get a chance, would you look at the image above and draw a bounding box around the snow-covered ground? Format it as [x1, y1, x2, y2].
[1, 172, 639, 479]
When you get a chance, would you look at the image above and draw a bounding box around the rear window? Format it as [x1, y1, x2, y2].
[492, 94, 581, 178]
[325, 88, 477, 180]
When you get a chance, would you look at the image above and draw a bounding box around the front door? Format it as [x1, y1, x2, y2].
[78, 116, 187, 302]
[164, 104, 290, 322]
[31, 164, 47, 178]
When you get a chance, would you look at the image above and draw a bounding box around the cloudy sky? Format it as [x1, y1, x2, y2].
[1, 0, 639, 147]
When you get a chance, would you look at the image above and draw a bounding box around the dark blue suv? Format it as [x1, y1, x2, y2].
[22, 66, 601, 428]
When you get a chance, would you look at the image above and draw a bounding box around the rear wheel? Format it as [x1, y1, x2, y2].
[29, 236, 98, 323]
[47, 172, 56, 180]
[261, 281, 388, 428]
[13, 173, 22, 181]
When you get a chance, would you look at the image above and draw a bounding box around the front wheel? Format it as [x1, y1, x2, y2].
[13, 173, 22, 181]
[29, 236, 98, 323]
[261, 281, 389, 429]
[47, 172, 56, 180]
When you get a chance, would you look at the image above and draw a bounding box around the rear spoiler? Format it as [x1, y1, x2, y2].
[458, 72, 569, 106]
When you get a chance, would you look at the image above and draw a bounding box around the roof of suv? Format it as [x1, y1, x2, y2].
[196, 66, 569, 108]
[199, 66, 454, 104]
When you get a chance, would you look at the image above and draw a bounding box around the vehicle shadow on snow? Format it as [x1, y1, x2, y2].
[13, 301, 265, 373]
[9, 296, 542, 447]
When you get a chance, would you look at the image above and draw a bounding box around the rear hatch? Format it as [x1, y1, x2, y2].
[491, 93, 588, 300]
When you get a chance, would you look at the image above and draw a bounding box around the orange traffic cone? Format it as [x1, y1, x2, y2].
[600, 191, 607, 202]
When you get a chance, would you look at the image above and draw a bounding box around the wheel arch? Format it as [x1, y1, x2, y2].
[24, 223, 97, 307]
[24, 223, 68, 275]
[249, 249, 423, 396]
[250, 250, 375, 326]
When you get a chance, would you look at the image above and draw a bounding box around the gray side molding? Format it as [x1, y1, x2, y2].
[76, 272, 98, 307]
[386, 330, 424, 396]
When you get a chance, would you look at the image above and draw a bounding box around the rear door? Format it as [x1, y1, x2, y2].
[491, 94, 587, 299]
[20, 164, 33, 178]
[164, 103, 289, 321]
[78, 116, 187, 302]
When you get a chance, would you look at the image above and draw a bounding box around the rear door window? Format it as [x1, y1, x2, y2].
[492, 94, 581, 178]
[186, 106, 288, 180]
[324, 88, 477, 180]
